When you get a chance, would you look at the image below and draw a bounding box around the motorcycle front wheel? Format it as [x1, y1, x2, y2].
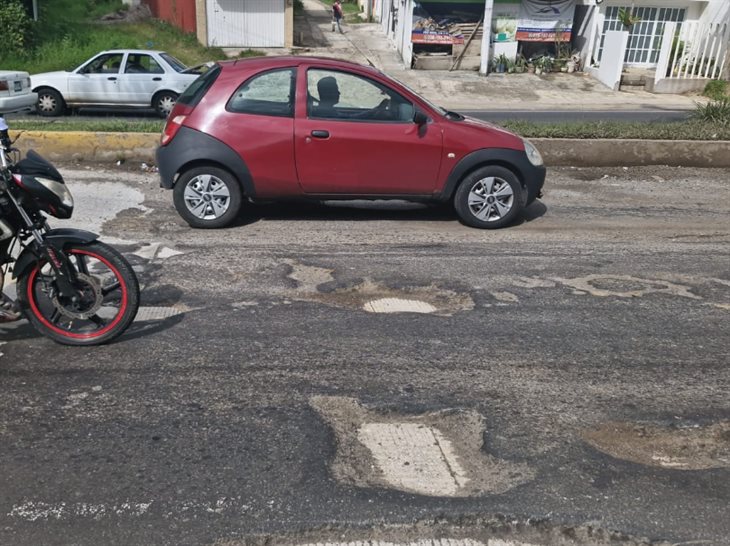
[17, 242, 140, 346]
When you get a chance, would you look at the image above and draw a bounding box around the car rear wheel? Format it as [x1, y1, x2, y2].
[453, 165, 524, 229]
[173, 166, 242, 229]
[36, 88, 65, 117]
[153, 91, 178, 118]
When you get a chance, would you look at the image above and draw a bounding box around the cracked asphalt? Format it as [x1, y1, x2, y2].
[0, 163, 728, 546]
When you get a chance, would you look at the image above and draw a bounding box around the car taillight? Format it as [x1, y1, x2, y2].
[161, 114, 187, 146]
[161, 103, 194, 146]
[0, 81, 8, 91]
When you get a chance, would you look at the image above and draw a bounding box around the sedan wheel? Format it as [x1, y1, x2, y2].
[173, 167, 242, 229]
[154, 91, 178, 118]
[36, 88, 65, 117]
[453, 166, 524, 229]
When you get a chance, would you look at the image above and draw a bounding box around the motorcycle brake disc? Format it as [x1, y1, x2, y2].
[51, 273, 104, 320]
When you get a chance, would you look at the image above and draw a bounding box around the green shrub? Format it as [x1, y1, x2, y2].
[693, 97, 730, 127]
[703, 80, 728, 101]
[0, 0, 33, 52]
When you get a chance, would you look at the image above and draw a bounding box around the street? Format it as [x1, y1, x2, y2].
[1, 163, 729, 546]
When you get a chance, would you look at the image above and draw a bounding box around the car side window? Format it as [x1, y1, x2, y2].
[125, 54, 164, 74]
[227, 68, 296, 118]
[83, 53, 125, 74]
[307, 69, 415, 122]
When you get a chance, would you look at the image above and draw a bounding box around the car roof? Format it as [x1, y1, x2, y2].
[99, 49, 167, 55]
[219, 56, 384, 77]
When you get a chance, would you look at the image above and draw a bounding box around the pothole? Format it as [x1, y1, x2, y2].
[550, 275, 700, 299]
[310, 396, 534, 497]
[583, 419, 730, 470]
[363, 298, 437, 314]
[285, 262, 474, 316]
[228, 517, 669, 546]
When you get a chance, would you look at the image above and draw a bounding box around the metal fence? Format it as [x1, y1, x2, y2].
[656, 21, 729, 83]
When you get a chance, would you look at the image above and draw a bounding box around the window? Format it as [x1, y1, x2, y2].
[597, 6, 685, 66]
[307, 69, 415, 122]
[125, 54, 164, 74]
[82, 53, 124, 74]
[227, 68, 296, 118]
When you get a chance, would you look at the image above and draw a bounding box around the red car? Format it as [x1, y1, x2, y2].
[157, 56, 545, 229]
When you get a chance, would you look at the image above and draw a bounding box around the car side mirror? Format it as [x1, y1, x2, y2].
[413, 110, 428, 126]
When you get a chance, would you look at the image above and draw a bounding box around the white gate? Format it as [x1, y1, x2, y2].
[655, 21, 729, 85]
[207, 0, 286, 48]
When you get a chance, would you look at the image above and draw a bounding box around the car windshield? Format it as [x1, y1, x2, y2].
[177, 64, 221, 107]
[386, 73, 447, 117]
[160, 53, 188, 73]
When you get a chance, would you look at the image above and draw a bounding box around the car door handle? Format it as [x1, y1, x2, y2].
[153, 77, 162, 81]
[107, 77, 117, 81]
[311, 130, 329, 139]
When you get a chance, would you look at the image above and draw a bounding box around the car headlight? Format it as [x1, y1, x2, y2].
[523, 139, 543, 167]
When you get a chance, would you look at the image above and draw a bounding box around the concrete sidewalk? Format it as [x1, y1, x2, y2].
[293, 0, 705, 112]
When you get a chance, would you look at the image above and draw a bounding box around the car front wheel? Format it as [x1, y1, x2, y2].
[453, 165, 524, 229]
[153, 91, 178, 118]
[36, 88, 65, 117]
[173, 166, 242, 229]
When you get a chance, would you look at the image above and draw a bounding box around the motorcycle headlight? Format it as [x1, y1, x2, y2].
[523, 139, 544, 167]
[37, 177, 74, 209]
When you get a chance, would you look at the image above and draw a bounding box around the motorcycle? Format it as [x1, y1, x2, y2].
[0, 116, 139, 345]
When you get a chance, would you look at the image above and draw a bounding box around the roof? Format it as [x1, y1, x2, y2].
[219, 55, 383, 76]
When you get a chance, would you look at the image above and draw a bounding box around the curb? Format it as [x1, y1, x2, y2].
[10, 131, 730, 168]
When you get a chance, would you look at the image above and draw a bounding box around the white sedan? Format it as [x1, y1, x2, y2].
[0, 70, 36, 114]
[31, 49, 206, 118]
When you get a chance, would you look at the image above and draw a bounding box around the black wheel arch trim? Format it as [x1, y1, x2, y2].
[439, 148, 546, 204]
[156, 126, 255, 197]
[12, 228, 99, 280]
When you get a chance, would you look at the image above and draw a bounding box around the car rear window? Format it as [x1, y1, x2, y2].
[176, 64, 221, 108]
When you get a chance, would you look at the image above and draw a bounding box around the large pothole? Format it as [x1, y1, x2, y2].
[583, 419, 730, 470]
[285, 262, 474, 316]
[310, 396, 534, 497]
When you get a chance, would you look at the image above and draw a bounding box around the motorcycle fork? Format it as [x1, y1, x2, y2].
[33, 241, 81, 301]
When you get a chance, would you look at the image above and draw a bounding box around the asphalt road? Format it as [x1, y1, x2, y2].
[1, 164, 728, 546]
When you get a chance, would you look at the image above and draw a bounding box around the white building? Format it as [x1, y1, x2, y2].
[376, 0, 730, 84]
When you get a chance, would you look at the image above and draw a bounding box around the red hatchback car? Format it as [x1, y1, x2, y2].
[157, 56, 545, 229]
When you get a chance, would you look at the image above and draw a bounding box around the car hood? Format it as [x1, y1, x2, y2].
[455, 115, 525, 148]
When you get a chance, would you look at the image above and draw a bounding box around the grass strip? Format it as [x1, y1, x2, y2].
[8, 119, 730, 140]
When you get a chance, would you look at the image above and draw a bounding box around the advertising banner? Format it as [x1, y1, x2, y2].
[516, 0, 576, 42]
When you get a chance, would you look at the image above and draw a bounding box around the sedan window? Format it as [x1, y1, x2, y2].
[227, 68, 296, 118]
[82, 53, 125, 74]
[307, 69, 414, 122]
[125, 54, 164, 74]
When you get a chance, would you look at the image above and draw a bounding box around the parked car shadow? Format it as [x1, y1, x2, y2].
[231, 198, 547, 228]
[235, 200, 456, 226]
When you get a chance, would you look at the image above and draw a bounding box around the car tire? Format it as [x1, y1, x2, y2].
[173, 166, 243, 229]
[453, 165, 524, 229]
[36, 88, 65, 117]
[153, 91, 178, 118]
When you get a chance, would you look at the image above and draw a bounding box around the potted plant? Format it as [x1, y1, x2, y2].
[617, 7, 641, 30]
[493, 53, 509, 73]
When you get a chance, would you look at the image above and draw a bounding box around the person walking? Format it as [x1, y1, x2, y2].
[332, 0, 344, 34]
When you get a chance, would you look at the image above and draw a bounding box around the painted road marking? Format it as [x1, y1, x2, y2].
[357, 423, 469, 496]
[134, 305, 187, 322]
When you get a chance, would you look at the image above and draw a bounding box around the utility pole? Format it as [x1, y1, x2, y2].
[479, 0, 494, 75]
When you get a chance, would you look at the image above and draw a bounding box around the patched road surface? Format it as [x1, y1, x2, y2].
[0, 164, 728, 546]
